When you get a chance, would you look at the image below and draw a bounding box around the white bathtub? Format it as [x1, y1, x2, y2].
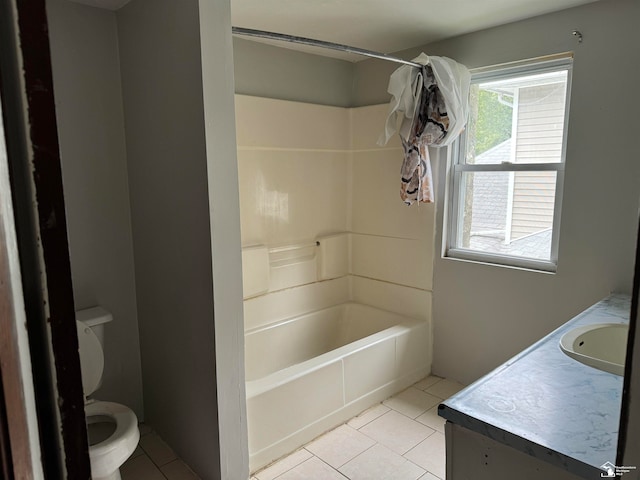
[245, 302, 430, 472]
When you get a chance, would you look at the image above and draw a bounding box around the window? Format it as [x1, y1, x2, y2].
[446, 55, 572, 272]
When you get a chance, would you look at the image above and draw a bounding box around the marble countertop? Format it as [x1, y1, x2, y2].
[439, 294, 630, 478]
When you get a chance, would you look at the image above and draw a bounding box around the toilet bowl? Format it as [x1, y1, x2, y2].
[77, 307, 140, 480]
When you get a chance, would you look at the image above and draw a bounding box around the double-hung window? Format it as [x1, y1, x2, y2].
[446, 55, 572, 272]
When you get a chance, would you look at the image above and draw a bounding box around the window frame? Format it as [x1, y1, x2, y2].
[445, 54, 573, 272]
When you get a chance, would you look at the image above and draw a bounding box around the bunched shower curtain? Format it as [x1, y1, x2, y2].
[378, 53, 471, 205]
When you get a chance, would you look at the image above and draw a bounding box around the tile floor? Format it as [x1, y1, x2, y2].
[251, 376, 465, 480]
[121, 376, 464, 480]
[121, 423, 201, 480]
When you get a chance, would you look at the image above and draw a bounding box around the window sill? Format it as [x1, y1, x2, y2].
[445, 248, 557, 274]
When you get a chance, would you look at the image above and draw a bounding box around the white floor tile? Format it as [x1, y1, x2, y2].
[347, 403, 390, 430]
[305, 424, 376, 469]
[161, 459, 201, 480]
[254, 449, 313, 480]
[384, 387, 442, 419]
[126, 377, 457, 480]
[139, 432, 178, 467]
[359, 410, 435, 455]
[404, 432, 446, 479]
[416, 406, 446, 433]
[121, 454, 166, 480]
[339, 444, 425, 480]
[412, 376, 443, 392]
[276, 456, 348, 479]
[418, 472, 442, 480]
[424, 379, 465, 400]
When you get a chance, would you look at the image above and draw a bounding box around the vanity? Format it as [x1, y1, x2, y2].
[438, 294, 630, 479]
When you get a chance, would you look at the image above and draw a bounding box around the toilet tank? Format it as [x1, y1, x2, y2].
[76, 306, 112, 346]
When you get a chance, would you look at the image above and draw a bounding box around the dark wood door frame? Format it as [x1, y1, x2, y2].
[0, 203, 20, 476]
[0, 0, 90, 477]
[0, 366, 14, 480]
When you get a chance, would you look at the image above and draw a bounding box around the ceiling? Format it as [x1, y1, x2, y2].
[69, 0, 600, 62]
[231, 0, 600, 61]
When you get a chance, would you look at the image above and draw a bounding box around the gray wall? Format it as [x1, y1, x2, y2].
[46, 0, 143, 417]
[233, 37, 354, 107]
[117, 0, 223, 477]
[354, 0, 640, 384]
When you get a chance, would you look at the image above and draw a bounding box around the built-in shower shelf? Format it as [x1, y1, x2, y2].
[269, 242, 318, 268]
[241, 233, 349, 298]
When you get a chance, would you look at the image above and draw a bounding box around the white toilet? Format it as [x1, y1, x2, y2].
[76, 306, 140, 480]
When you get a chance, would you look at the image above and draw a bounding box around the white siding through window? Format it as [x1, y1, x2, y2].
[510, 83, 566, 240]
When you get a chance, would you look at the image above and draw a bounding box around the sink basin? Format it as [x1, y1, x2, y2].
[559, 323, 628, 375]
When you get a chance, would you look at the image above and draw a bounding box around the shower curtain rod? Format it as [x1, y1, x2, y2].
[232, 27, 423, 68]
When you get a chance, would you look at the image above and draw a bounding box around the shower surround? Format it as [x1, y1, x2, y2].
[235, 95, 436, 471]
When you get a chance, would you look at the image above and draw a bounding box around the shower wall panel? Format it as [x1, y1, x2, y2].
[235, 95, 350, 248]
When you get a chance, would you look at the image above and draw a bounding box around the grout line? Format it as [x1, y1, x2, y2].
[347, 441, 378, 464]
[254, 448, 309, 479]
[403, 456, 429, 477]
[383, 402, 431, 422]
[349, 402, 390, 430]
[271, 454, 313, 480]
[314, 455, 350, 479]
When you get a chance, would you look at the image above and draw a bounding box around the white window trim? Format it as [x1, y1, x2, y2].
[444, 54, 573, 273]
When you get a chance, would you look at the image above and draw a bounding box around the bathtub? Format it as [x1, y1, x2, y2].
[245, 302, 430, 472]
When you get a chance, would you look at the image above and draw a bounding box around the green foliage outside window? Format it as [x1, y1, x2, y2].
[474, 90, 513, 155]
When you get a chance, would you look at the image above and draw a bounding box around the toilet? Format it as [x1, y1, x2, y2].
[76, 306, 140, 480]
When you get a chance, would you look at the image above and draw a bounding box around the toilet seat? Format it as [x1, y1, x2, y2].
[85, 401, 140, 479]
[76, 317, 140, 479]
